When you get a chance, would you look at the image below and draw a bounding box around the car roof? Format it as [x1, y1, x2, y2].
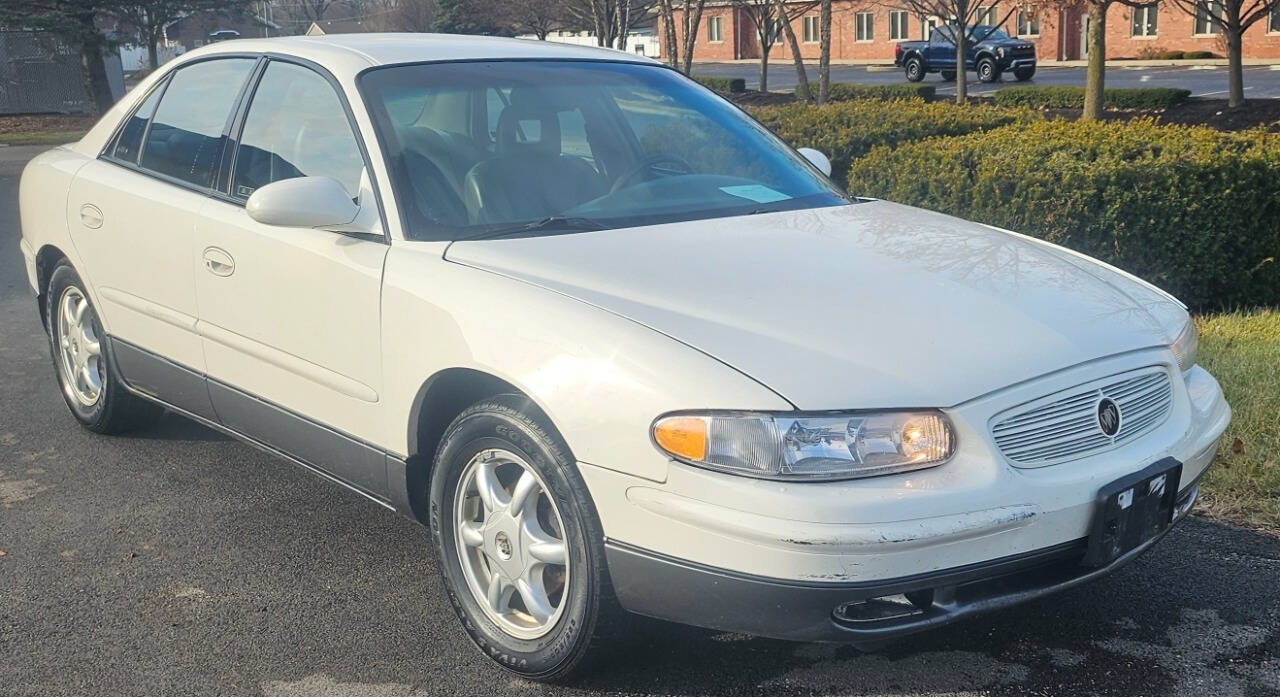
[186, 33, 659, 76]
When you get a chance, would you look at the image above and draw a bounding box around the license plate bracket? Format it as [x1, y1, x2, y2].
[1083, 457, 1182, 567]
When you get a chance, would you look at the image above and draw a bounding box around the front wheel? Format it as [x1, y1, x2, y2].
[904, 57, 925, 82]
[430, 395, 622, 681]
[977, 57, 1001, 83]
[1014, 66, 1036, 81]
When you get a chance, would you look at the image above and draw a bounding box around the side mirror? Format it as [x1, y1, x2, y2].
[797, 147, 832, 177]
[246, 176, 359, 228]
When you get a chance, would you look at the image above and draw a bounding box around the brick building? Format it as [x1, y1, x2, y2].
[667, 1, 1280, 63]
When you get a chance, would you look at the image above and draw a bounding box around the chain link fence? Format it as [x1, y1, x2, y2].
[1, 30, 124, 115]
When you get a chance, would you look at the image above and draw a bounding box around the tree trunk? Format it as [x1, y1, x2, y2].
[818, 0, 831, 104]
[80, 39, 115, 115]
[1225, 25, 1244, 107]
[772, 0, 811, 102]
[658, 0, 679, 69]
[955, 28, 967, 104]
[147, 32, 160, 71]
[759, 45, 770, 92]
[1082, 3, 1107, 120]
[680, 0, 706, 75]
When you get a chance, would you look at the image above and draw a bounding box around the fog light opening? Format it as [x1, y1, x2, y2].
[836, 591, 933, 624]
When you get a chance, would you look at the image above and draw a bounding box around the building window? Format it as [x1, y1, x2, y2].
[975, 6, 997, 26]
[1131, 5, 1157, 36]
[1269, 5, 1279, 32]
[1017, 10, 1040, 36]
[921, 15, 939, 40]
[634, 44, 645, 54]
[855, 12, 874, 41]
[707, 16, 723, 42]
[803, 15, 819, 43]
[888, 10, 910, 40]
[1194, 1, 1223, 34]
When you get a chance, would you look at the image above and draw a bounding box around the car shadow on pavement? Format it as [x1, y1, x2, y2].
[126, 410, 229, 442]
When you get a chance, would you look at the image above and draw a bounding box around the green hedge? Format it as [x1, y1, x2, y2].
[693, 76, 747, 93]
[1135, 48, 1217, 60]
[805, 82, 936, 102]
[752, 99, 1036, 187]
[846, 119, 1280, 309]
[993, 85, 1191, 110]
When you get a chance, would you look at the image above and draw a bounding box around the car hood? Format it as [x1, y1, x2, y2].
[445, 201, 1186, 410]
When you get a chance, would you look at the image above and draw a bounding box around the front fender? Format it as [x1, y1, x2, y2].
[379, 243, 792, 482]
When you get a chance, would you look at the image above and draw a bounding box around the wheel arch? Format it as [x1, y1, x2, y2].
[34, 244, 71, 331]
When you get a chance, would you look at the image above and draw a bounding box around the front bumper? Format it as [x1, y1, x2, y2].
[606, 478, 1200, 643]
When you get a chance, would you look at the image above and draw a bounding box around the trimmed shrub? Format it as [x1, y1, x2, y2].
[846, 119, 1280, 309]
[1183, 50, 1216, 59]
[993, 85, 1191, 110]
[752, 99, 1037, 187]
[693, 76, 747, 93]
[810, 82, 936, 102]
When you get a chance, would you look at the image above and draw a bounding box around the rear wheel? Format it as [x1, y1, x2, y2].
[1014, 66, 1035, 81]
[940, 70, 956, 82]
[45, 261, 159, 434]
[904, 57, 925, 82]
[430, 395, 622, 681]
[977, 57, 1001, 83]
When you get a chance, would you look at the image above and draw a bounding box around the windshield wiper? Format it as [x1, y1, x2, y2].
[459, 216, 606, 241]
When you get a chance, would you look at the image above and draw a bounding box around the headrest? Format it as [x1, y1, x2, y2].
[496, 103, 561, 157]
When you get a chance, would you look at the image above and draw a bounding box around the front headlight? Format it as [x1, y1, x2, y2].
[652, 411, 955, 481]
[997, 47, 1006, 57]
[1171, 318, 1198, 373]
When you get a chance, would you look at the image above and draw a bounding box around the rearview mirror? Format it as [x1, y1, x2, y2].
[246, 176, 360, 228]
[797, 148, 832, 177]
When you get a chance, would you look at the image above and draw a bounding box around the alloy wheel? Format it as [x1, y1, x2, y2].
[56, 286, 103, 408]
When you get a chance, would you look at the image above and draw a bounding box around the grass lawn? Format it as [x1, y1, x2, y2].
[1195, 310, 1280, 530]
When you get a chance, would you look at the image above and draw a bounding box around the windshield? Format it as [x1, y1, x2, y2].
[360, 60, 849, 240]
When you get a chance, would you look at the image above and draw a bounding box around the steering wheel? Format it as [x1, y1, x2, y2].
[610, 153, 694, 194]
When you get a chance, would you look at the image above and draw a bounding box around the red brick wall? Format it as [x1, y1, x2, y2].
[662, 0, 1280, 62]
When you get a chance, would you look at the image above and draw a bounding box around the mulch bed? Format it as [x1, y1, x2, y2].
[0, 113, 98, 136]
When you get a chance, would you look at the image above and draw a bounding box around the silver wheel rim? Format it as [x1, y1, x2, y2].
[454, 448, 570, 640]
[56, 286, 103, 408]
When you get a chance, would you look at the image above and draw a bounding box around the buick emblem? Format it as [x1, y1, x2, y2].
[1097, 398, 1121, 437]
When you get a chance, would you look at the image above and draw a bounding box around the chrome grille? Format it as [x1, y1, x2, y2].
[992, 368, 1174, 466]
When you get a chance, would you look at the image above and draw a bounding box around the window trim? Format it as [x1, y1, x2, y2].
[707, 16, 723, 43]
[1130, 5, 1157, 37]
[1193, 0, 1223, 35]
[888, 10, 910, 41]
[1016, 10, 1041, 37]
[803, 15, 820, 43]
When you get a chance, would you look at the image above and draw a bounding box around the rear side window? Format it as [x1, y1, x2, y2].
[139, 58, 255, 188]
[109, 82, 164, 163]
[231, 61, 365, 200]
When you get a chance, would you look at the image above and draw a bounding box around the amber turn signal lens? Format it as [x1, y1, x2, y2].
[653, 416, 709, 461]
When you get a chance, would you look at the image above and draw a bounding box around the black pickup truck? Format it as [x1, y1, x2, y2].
[894, 24, 1037, 83]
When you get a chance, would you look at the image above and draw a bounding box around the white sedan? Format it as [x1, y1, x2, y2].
[19, 34, 1230, 680]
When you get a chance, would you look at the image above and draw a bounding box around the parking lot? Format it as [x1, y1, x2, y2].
[1, 144, 1278, 696]
[691, 62, 1280, 98]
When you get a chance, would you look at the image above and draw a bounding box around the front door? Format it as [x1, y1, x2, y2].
[67, 57, 257, 419]
[192, 58, 390, 495]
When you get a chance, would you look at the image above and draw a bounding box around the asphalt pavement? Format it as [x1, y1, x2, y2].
[1, 144, 1278, 696]
[691, 61, 1280, 98]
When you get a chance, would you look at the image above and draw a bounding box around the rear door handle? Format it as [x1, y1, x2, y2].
[202, 247, 235, 277]
[79, 204, 103, 229]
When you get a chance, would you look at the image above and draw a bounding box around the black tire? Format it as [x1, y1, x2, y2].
[940, 70, 956, 82]
[977, 57, 1001, 83]
[429, 395, 623, 681]
[1014, 67, 1035, 81]
[904, 57, 925, 82]
[45, 261, 160, 434]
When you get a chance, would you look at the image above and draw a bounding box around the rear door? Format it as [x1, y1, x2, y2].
[67, 57, 257, 418]
[192, 58, 390, 496]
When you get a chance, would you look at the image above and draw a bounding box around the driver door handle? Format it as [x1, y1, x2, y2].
[202, 247, 235, 277]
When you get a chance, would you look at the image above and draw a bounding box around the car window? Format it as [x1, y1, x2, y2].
[109, 81, 165, 164]
[231, 61, 365, 200]
[139, 58, 255, 188]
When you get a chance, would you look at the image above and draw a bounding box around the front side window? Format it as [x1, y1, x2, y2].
[889, 10, 909, 39]
[139, 58, 256, 188]
[361, 61, 848, 241]
[109, 80, 165, 163]
[1131, 5, 1157, 36]
[231, 60, 365, 200]
[856, 12, 874, 41]
[707, 16, 723, 42]
[1194, 1, 1223, 34]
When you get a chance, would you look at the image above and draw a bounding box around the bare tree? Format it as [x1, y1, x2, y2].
[771, 0, 814, 101]
[565, 0, 658, 49]
[889, 0, 1017, 103]
[1168, 0, 1275, 106]
[679, 0, 707, 73]
[732, 0, 812, 91]
[382, 0, 439, 32]
[818, 0, 831, 102]
[657, 0, 680, 66]
[113, 0, 250, 69]
[509, 0, 563, 39]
